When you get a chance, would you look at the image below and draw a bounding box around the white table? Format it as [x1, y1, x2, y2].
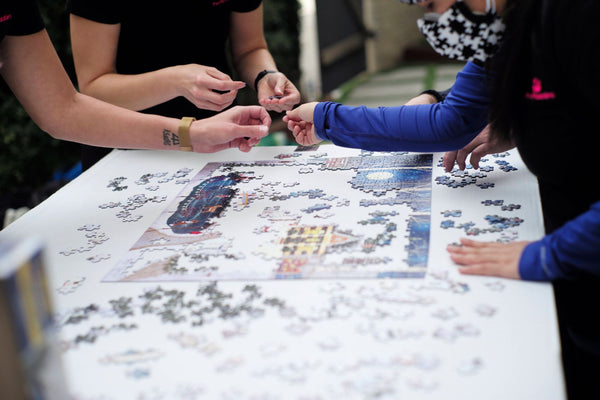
[0, 145, 564, 400]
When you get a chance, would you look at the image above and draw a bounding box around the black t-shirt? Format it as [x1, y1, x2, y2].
[66, 0, 262, 119]
[0, 0, 44, 43]
[67, 0, 262, 170]
[513, 0, 600, 233]
[511, 2, 600, 398]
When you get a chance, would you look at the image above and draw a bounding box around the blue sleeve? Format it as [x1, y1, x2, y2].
[519, 201, 600, 281]
[313, 61, 491, 152]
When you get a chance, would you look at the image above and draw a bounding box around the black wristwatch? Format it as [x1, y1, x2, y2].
[420, 88, 451, 103]
[254, 70, 277, 91]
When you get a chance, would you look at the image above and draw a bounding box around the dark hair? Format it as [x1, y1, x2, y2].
[488, 0, 539, 142]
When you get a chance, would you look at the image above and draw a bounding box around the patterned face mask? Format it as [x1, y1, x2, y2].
[417, 0, 505, 63]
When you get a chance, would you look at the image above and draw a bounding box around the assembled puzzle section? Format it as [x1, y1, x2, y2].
[104, 152, 433, 282]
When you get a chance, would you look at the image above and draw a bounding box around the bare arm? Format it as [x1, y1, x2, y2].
[0, 30, 269, 152]
[230, 6, 274, 85]
[230, 6, 300, 112]
[69, 15, 244, 112]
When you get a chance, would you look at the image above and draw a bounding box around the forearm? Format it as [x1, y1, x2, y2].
[519, 201, 600, 280]
[54, 92, 181, 150]
[314, 62, 491, 152]
[229, 6, 283, 94]
[233, 47, 277, 89]
[80, 67, 180, 112]
[1, 30, 180, 151]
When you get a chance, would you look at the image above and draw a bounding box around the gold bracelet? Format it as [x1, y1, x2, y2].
[178, 117, 196, 151]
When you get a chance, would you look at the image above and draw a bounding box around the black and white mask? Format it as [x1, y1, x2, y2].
[417, 0, 505, 63]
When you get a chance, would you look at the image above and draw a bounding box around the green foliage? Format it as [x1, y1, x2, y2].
[263, 0, 301, 84]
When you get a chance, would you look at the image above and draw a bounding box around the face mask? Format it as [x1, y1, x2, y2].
[417, 0, 505, 63]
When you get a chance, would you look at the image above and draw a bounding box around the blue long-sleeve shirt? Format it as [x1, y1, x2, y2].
[311, 61, 600, 281]
[314, 62, 490, 151]
[520, 201, 600, 280]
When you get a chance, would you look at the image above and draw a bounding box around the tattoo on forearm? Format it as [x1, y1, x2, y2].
[162, 129, 180, 146]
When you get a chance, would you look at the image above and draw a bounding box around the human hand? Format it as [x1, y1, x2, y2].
[446, 238, 531, 279]
[442, 125, 515, 172]
[257, 72, 301, 113]
[190, 106, 271, 153]
[175, 64, 246, 112]
[404, 93, 439, 106]
[283, 102, 320, 146]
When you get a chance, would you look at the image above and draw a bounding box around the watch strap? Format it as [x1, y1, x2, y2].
[178, 117, 196, 152]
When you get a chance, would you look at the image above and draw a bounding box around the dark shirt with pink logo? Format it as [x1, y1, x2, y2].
[0, 0, 44, 43]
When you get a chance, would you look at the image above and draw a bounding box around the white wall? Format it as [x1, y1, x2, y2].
[298, 0, 322, 101]
[364, 0, 423, 73]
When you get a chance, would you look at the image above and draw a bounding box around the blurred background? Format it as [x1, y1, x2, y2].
[0, 0, 460, 228]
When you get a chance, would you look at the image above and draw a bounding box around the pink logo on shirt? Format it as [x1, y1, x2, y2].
[212, 0, 231, 6]
[0, 13, 13, 23]
[525, 77, 556, 100]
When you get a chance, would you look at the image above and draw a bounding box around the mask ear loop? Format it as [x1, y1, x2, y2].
[486, 0, 497, 13]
